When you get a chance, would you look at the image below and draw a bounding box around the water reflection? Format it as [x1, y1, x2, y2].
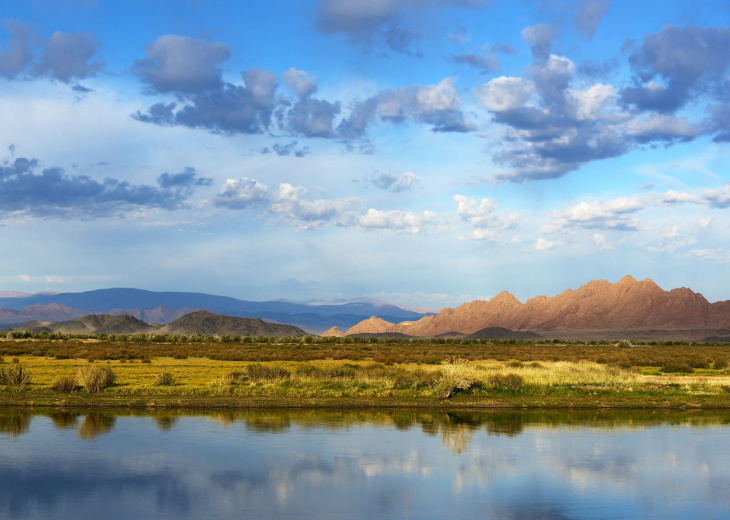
[76, 413, 116, 441]
[0, 410, 30, 437]
[3, 408, 730, 448]
[0, 408, 729, 519]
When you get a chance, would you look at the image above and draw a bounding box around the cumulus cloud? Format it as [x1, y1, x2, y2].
[131, 35, 230, 94]
[474, 76, 535, 111]
[340, 208, 436, 234]
[474, 24, 730, 182]
[702, 183, 730, 208]
[699, 217, 712, 229]
[35, 31, 103, 82]
[134, 68, 280, 135]
[625, 114, 701, 143]
[621, 26, 730, 113]
[478, 52, 633, 182]
[131, 35, 469, 141]
[534, 237, 558, 250]
[454, 194, 517, 240]
[288, 98, 341, 137]
[544, 197, 643, 232]
[371, 171, 419, 192]
[521, 24, 560, 63]
[575, 0, 610, 40]
[0, 19, 33, 79]
[270, 183, 356, 230]
[282, 67, 318, 98]
[339, 77, 474, 137]
[0, 20, 103, 82]
[214, 178, 269, 209]
[0, 156, 210, 219]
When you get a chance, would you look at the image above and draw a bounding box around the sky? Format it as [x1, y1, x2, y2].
[2, 0, 730, 308]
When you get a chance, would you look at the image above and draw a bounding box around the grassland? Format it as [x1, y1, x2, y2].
[1, 334, 730, 408]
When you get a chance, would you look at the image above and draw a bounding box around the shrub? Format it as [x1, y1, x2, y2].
[659, 361, 694, 374]
[0, 365, 31, 386]
[245, 363, 290, 382]
[51, 376, 77, 393]
[714, 358, 728, 370]
[154, 371, 176, 386]
[11, 358, 19, 364]
[436, 358, 476, 399]
[489, 373, 524, 391]
[77, 366, 116, 393]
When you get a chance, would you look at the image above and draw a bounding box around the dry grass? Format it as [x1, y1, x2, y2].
[0, 355, 726, 403]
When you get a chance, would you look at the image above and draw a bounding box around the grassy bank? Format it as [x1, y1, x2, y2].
[2, 354, 730, 409]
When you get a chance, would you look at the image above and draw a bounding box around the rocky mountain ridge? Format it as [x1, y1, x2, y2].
[344, 276, 730, 337]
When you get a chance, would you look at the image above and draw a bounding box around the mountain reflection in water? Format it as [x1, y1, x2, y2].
[0, 408, 729, 519]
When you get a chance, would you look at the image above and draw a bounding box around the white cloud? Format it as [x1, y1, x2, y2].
[215, 178, 269, 209]
[625, 114, 702, 142]
[534, 237, 558, 250]
[702, 183, 730, 209]
[454, 195, 517, 241]
[699, 217, 712, 229]
[282, 67, 318, 98]
[342, 208, 436, 235]
[565, 83, 615, 121]
[475, 76, 535, 112]
[653, 189, 701, 205]
[593, 233, 605, 246]
[545, 197, 644, 232]
[19, 274, 30, 282]
[271, 184, 355, 230]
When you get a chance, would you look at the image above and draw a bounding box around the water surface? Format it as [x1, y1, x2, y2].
[1, 409, 729, 519]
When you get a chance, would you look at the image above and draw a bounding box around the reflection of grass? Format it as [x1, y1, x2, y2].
[1, 355, 730, 408]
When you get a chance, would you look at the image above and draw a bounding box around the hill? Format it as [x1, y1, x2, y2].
[13, 310, 307, 337]
[159, 311, 306, 336]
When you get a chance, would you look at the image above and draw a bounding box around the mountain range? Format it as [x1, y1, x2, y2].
[0, 289, 430, 334]
[11, 311, 307, 337]
[340, 276, 730, 341]
[3, 277, 730, 340]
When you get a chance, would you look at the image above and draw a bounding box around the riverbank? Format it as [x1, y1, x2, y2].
[1, 355, 730, 409]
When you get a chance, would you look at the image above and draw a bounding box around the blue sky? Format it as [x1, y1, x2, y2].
[2, 0, 730, 308]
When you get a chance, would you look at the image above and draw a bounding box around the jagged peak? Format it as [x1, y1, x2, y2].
[618, 275, 637, 285]
[490, 291, 522, 305]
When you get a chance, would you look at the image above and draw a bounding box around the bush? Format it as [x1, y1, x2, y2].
[660, 361, 694, 374]
[51, 376, 77, 393]
[0, 365, 31, 386]
[77, 366, 116, 393]
[489, 373, 524, 391]
[154, 371, 176, 386]
[714, 358, 728, 370]
[245, 363, 290, 382]
[436, 358, 476, 399]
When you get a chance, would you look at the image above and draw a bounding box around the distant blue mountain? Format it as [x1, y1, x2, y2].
[0, 288, 431, 333]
